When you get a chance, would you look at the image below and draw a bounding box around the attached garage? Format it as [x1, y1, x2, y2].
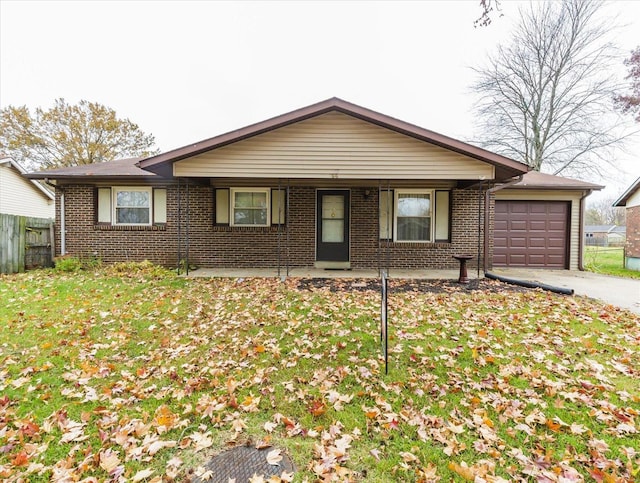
[494, 200, 569, 268]
[492, 171, 603, 271]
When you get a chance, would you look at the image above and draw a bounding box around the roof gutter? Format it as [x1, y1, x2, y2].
[483, 175, 524, 273]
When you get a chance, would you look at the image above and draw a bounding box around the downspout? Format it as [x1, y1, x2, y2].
[60, 189, 66, 256]
[578, 189, 593, 271]
[483, 175, 524, 273]
[45, 180, 65, 256]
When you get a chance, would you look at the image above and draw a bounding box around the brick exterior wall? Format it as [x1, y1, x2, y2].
[55, 183, 488, 270]
[626, 206, 640, 258]
[55, 185, 180, 266]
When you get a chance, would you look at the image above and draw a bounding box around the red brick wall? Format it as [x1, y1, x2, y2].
[55, 184, 487, 270]
[626, 206, 640, 258]
[55, 185, 180, 266]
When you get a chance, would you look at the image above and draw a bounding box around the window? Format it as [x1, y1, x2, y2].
[215, 187, 285, 226]
[114, 188, 151, 225]
[380, 189, 450, 242]
[395, 191, 432, 241]
[96, 187, 166, 226]
[230, 188, 270, 226]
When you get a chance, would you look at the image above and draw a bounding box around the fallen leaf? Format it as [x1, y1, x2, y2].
[266, 448, 283, 466]
[132, 468, 154, 481]
[447, 461, 474, 481]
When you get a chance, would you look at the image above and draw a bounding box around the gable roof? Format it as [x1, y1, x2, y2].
[138, 97, 529, 180]
[614, 176, 640, 207]
[506, 170, 604, 190]
[0, 157, 55, 200]
[26, 158, 163, 181]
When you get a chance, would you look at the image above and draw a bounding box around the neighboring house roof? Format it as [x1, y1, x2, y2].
[0, 157, 55, 200]
[138, 97, 530, 180]
[585, 225, 626, 234]
[614, 176, 640, 207]
[506, 170, 604, 190]
[26, 157, 162, 181]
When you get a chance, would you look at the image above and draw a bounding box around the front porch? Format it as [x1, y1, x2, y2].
[185, 267, 482, 280]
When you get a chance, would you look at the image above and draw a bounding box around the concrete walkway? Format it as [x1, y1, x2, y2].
[490, 268, 640, 315]
[186, 267, 640, 315]
[186, 267, 469, 280]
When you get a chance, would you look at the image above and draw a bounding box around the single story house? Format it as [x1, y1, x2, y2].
[614, 177, 640, 270]
[584, 225, 626, 247]
[0, 156, 55, 218]
[27, 98, 602, 272]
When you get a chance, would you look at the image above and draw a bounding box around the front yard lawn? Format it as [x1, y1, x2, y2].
[1, 264, 638, 482]
[584, 247, 640, 279]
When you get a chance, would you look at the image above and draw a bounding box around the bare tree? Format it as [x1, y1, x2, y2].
[471, 0, 629, 178]
[585, 197, 626, 225]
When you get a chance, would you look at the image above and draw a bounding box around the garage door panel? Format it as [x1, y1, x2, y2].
[508, 254, 526, 265]
[529, 237, 547, 247]
[529, 204, 550, 214]
[548, 221, 566, 231]
[529, 221, 548, 231]
[493, 254, 507, 265]
[495, 220, 508, 231]
[548, 238, 566, 248]
[548, 204, 568, 214]
[509, 237, 527, 248]
[494, 201, 569, 268]
[510, 204, 529, 214]
[527, 254, 547, 265]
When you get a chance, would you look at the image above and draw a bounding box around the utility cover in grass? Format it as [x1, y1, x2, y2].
[191, 445, 295, 482]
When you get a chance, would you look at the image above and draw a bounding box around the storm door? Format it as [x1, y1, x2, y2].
[316, 190, 350, 264]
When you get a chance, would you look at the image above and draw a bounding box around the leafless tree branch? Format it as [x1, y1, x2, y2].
[470, 0, 634, 178]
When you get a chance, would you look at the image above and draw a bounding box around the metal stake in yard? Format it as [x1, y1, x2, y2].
[380, 269, 389, 375]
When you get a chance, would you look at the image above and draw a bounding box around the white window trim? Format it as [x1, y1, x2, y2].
[229, 188, 271, 227]
[112, 187, 153, 226]
[393, 189, 433, 243]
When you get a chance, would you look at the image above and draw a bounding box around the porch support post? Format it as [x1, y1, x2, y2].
[177, 177, 182, 275]
[286, 178, 290, 277]
[386, 179, 391, 276]
[477, 180, 484, 278]
[277, 180, 281, 278]
[185, 180, 190, 276]
[377, 180, 381, 275]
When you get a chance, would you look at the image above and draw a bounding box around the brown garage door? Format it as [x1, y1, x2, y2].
[494, 201, 569, 268]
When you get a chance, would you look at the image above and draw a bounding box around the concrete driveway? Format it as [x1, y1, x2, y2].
[490, 268, 640, 315]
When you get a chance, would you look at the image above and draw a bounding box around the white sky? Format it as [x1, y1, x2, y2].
[1, 0, 638, 203]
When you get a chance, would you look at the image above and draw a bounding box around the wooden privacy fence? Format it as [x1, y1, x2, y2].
[0, 214, 54, 274]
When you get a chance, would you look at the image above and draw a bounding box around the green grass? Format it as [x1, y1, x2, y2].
[584, 246, 640, 279]
[0, 264, 639, 482]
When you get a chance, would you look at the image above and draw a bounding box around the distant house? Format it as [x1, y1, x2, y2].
[0, 156, 55, 218]
[27, 98, 602, 271]
[614, 177, 640, 270]
[584, 225, 626, 247]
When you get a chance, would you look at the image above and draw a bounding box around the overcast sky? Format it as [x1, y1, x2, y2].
[1, 0, 638, 201]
